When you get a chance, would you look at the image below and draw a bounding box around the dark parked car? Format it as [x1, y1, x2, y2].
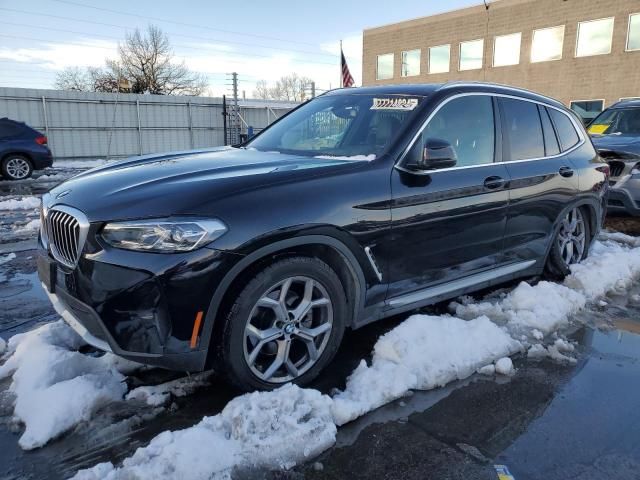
[588, 99, 640, 215]
[0, 118, 53, 180]
[37, 83, 608, 390]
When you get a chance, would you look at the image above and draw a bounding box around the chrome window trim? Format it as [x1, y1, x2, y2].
[626, 13, 640, 52]
[575, 17, 615, 58]
[396, 91, 586, 176]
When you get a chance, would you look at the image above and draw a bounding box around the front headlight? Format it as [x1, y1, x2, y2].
[101, 218, 227, 252]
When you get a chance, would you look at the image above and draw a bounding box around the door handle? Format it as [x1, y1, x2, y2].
[559, 166, 574, 178]
[484, 176, 506, 190]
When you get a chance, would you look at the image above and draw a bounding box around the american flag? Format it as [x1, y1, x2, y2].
[341, 48, 354, 88]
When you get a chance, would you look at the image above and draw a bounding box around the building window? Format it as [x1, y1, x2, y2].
[493, 32, 521, 67]
[401, 49, 421, 77]
[576, 18, 614, 57]
[570, 100, 605, 125]
[531, 25, 565, 62]
[627, 13, 640, 51]
[376, 53, 394, 80]
[459, 39, 484, 71]
[429, 44, 450, 74]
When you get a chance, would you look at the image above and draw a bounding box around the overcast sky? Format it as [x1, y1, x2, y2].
[0, 0, 481, 96]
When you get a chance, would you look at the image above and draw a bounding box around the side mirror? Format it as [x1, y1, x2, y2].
[416, 138, 457, 170]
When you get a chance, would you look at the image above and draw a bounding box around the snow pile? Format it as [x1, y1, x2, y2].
[453, 281, 586, 335]
[494, 357, 515, 376]
[0, 321, 129, 449]
[126, 372, 214, 407]
[73, 384, 336, 480]
[330, 315, 521, 425]
[528, 339, 577, 364]
[0, 253, 16, 265]
[566, 238, 640, 298]
[12, 219, 41, 236]
[0, 196, 40, 211]
[453, 237, 640, 338]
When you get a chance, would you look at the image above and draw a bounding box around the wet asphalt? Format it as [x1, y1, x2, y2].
[1, 175, 640, 480]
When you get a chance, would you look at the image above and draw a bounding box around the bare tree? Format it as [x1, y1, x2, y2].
[117, 25, 207, 95]
[253, 73, 314, 101]
[54, 67, 91, 91]
[54, 25, 207, 96]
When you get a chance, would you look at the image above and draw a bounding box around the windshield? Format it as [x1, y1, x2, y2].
[246, 94, 423, 158]
[588, 108, 640, 135]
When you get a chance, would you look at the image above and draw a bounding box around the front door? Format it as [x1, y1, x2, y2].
[387, 94, 510, 301]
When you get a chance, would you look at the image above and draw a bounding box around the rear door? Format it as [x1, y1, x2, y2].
[499, 97, 580, 264]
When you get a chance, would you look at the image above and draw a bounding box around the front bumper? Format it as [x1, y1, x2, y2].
[37, 242, 241, 371]
[607, 186, 640, 216]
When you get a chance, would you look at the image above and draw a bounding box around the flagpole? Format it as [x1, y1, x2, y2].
[340, 40, 343, 88]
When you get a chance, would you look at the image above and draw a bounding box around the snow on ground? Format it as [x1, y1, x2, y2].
[126, 372, 214, 407]
[73, 385, 336, 480]
[0, 196, 40, 211]
[0, 336, 6, 354]
[12, 219, 40, 236]
[330, 315, 521, 425]
[53, 159, 109, 169]
[0, 253, 16, 265]
[4, 233, 640, 476]
[0, 321, 132, 449]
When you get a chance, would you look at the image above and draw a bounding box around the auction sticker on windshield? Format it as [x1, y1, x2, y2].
[371, 98, 419, 110]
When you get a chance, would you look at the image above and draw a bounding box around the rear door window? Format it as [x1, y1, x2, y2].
[500, 98, 545, 160]
[539, 106, 561, 156]
[548, 108, 580, 151]
[0, 122, 21, 139]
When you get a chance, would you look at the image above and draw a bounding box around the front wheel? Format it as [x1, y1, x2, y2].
[219, 256, 347, 391]
[545, 207, 591, 279]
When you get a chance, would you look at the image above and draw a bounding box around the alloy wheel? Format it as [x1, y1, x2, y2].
[5, 157, 31, 179]
[557, 208, 586, 265]
[243, 275, 333, 383]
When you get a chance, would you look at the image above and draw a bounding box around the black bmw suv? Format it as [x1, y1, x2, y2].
[38, 83, 608, 390]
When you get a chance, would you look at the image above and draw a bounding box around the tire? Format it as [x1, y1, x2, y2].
[545, 206, 591, 279]
[1, 155, 33, 180]
[219, 256, 347, 391]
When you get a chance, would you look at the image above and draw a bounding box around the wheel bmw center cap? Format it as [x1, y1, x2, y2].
[284, 323, 295, 334]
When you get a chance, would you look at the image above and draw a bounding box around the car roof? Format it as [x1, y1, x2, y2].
[608, 99, 640, 109]
[324, 81, 566, 109]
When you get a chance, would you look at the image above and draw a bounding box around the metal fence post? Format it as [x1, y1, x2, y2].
[188, 101, 194, 149]
[41, 96, 50, 150]
[136, 100, 142, 155]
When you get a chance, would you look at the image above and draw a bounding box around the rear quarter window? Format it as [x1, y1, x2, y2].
[548, 108, 581, 151]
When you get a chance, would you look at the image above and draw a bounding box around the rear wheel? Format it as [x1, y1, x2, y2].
[545, 207, 591, 278]
[219, 256, 347, 391]
[1, 155, 33, 180]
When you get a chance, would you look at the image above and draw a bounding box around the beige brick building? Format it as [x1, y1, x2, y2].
[362, 0, 640, 121]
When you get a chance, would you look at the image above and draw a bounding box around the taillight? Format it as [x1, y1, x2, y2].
[35, 136, 47, 145]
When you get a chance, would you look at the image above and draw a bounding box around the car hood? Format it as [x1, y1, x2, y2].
[48, 147, 368, 221]
[591, 134, 640, 155]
